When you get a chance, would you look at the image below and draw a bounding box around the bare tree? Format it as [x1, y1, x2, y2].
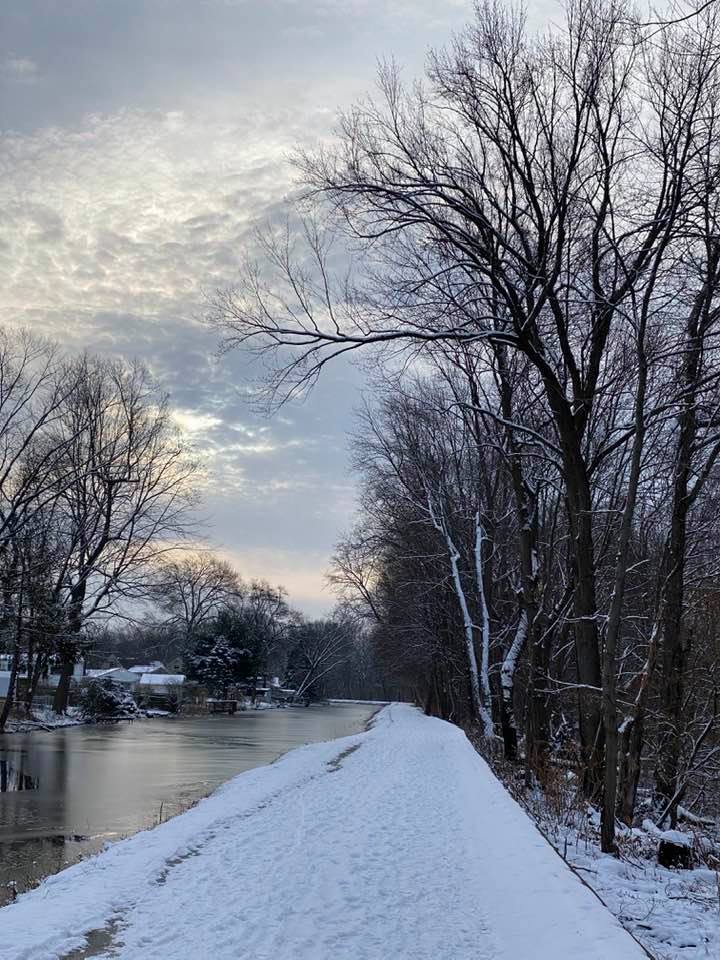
[49, 355, 198, 711]
[0, 330, 78, 548]
[287, 620, 350, 702]
[150, 551, 240, 654]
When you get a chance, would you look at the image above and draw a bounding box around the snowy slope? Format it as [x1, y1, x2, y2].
[0, 705, 649, 960]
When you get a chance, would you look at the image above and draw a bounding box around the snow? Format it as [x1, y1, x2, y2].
[523, 796, 720, 958]
[641, 820, 693, 847]
[557, 828, 720, 958]
[584, 854, 718, 957]
[3, 705, 84, 733]
[128, 662, 165, 674]
[328, 698, 392, 705]
[0, 705, 648, 960]
[137, 673, 184, 686]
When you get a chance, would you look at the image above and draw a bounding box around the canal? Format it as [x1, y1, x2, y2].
[0, 703, 377, 905]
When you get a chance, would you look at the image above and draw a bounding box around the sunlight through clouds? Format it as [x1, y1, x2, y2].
[0, 0, 473, 612]
[0, 104, 319, 326]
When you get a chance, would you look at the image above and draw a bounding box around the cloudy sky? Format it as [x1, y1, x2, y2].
[0, 0, 553, 615]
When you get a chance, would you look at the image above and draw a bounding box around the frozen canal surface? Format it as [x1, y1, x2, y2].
[0, 703, 376, 902]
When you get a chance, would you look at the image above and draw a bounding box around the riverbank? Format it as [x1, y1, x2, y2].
[1, 698, 302, 734]
[1, 704, 648, 960]
[0, 703, 376, 908]
[2, 706, 169, 734]
[2, 706, 85, 733]
[473, 751, 720, 960]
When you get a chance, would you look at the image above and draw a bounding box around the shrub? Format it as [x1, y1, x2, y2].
[79, 679, 140, 720]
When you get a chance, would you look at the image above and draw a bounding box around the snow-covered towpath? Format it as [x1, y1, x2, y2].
[1, 704, 648, 960]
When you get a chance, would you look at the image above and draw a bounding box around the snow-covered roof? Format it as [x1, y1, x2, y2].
[86, 667, 137, 681]
[138, 673, 185, 686]
[128, 662, 165, 674]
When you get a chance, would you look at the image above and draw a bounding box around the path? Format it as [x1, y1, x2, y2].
[0, 704, 649, 960]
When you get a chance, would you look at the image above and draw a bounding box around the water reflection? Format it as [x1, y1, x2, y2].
[0, 757, 39, 792]
[0, 704, 375, 906]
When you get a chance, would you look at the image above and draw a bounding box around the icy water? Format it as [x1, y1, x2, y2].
[0, 703, 376, 904]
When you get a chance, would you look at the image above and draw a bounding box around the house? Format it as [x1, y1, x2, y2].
[46, 661, 85, 688]
[0, 656, 86, 689]
[128, 662, 167, 675]
[270, 686, 297, 704]
[235, 681, 277, 704]
[84, 667, 140, 687]
[0, 659, 28, 699]
[84, 667, 139, 687]
[137, 673, 185, 695]
[136, 673, 186, 711]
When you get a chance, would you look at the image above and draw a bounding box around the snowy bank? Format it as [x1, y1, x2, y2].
[545, 808, 720, 959]
[567, 838, 719, 959]
[0, 704, 649, 960]
[481, 758, 720, 960]
[328, 697, 392, 705]
[2, 705, 84, 733]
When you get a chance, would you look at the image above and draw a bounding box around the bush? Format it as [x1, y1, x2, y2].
[79, 679, 140, 720]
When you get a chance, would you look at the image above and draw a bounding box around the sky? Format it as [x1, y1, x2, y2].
[0, 0, 554, 616]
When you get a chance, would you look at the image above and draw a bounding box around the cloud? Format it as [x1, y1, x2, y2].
[282, 25, 326, 41]
[205, 0, 468, 18]
[0, 104, 331, 331]
[173, 409, 224, 434]
[1, 54, 39, 83]
[0, 0, 474, 613]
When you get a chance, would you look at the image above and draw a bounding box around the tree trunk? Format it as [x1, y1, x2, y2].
[533, 353, 604, 798]
[25, 652, 47, 716]
[600, 298, 648, 852]
[653, 272, 719, 822]
[494, 343, 540, 764]
[618, 713, 644, 825]
[566, 463, 604, 800]
[24, 633, 34, 717]
[655, 541, 688, 825]
[617, 616, 660, 825]
[525, 622, 552, 778]
[0, 577, 24, 732]
[427, 494, 491, 733]
[473, 515, 494, 738]
[655, 350, 700, 819]
[500, 608, 528, 761]
[52, 656, 75, 714]
[0, 639, 21, 732]
[53, 585, 86, 714]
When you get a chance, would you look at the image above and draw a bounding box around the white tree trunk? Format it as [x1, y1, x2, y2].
[447, 537, 485, 725]
[426, 494, 486, 728]
[500, 607, 528, 729]
[474, 514, 494, 738]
